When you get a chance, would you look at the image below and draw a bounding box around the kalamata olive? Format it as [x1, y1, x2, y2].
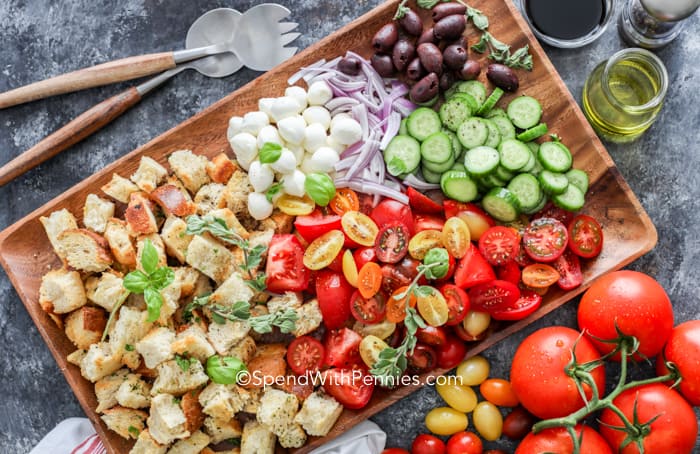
[440, 72, 455, 91]
[443, 44, 468, 70]
[487, 63, 519, 91]
[502, 406, 537, 440]
[392, 39, 416, 72]
[417, 43, 443, 75]
[399, 9, 423, 36]
[458, 60, 481, 80]
[406, 58, 425, 80]
[372, 23, 399, 53]
[433, 14, 466, 41]
[451, 36, 469, 49]
[337, 56, 362, 76]
[371, 53, 395, 77]
[418, 27, 437, 45]
[410, 72, 439, 104]
[432, 2, 467, 21]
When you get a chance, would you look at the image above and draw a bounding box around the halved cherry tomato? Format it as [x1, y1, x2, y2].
[304, 230, 345, 270]
[434, 254, 457, 285]
[324, 327, 362, 368]
[374, 221, 410, 264]
[468, 280, 521, 318]
[276, 193, 315, 215]
[454, 244, 496, 289]
[444, 200, 492, 222]
[328, 248, 346, 272]
[357, 192, 374, 215]
[329, 188, 360, 216]
[523, 217, 568, 263]
[386, 285, 416, 323]
[553, 249, 583, 290]
[436, 335, 468, 369]
[514, 246, 535, 267]
[568, 214, 603, 258]
[322, 368, 374, 410]
[294, 209, 342, 243]
[445, 200, 496, 241]
[478, 226, 521, 266]
[521, 263, 560, 288]
[440, 284, 470, 326]
[287, 336, 325, 375]
[417, 326, 448, 347]
[353, 247, 376, 270]
[407, 186, 444, 214]
[350, 290, 386, 324]
[341, 211, 379, 247]
[342, 250, 359, 287]
[409, 229, 444, 260]
[371, 199, 415, 235]
[442, 217, 471, 259]
[496, 260, 521, 286]
[534, 202, 575, 226]
[266, 234, 309, 293]
[415, 214, 446, 232]
[381, 258, 422, 294]
[316, 270, 354, 329]
[491, 289, 541, 321]
[417, 286, 450, 326]
[358, 262, 382, 298]
[408, 344, 438, 371]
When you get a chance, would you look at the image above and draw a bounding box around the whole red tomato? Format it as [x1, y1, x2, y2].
[446, 431, 482, 454]
[412, 434, 446, 454]
[510, 326, 605, 419]
[516, 425, 612, 454]
[656, 320, 700, 405]
[599, 384, 697, 454]
[578, 271, 673, 360]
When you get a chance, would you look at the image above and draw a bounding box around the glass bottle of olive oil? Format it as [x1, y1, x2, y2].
[583, 48, 668, 142]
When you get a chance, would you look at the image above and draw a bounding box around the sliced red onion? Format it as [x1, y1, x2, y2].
[380, 112, 402, 150]
[403, 174, 441, 190]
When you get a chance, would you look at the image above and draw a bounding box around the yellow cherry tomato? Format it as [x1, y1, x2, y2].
[276, 193, 315, 215]
[342, 249, 359, 287]
[462, 310, 492, 338]
[436, 381, 478, 413]
[456, 356, 490, 386]
[408, 229, 443, 260]
[425, 407, 469, 436]
[416, 286, 449, 326]
[341, 211, 379, 246]
[359, 335, 388, 369]
[473, 401, 503, 441]
[303, 230, 344, 270]
[442, 217, 471, 258]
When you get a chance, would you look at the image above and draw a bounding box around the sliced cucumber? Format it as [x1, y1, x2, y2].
[422, 155, 455, 173]
[490, 115, 516, 141]
[477, 87, 504, 117]
[507, 173, 543, 211]
[507, 96, 543, 129]
[498, 139, 532, 172]
[464, 146, 500, 177]
[526, 141, 540, 154]
[482, 118, 502, 149]
[406, 107, 442, 142]
[521, 193, 547, 215]
[399, 117, 408, 136]
[495, 165, 515, 182]
[520, 149, 537, 173]
[552, 184, 585, 212]
[539, 170, 569, 194]
[452, 93, 480, 115]
[538, 141, 573, 172]
[453, 80, 487, 106]
[517, 123, 548, 142]
[383, 135, 422, 176]
[421, 132, 453, 164]
[442, 129, 463, 161]
[482, 187, 521, 222]
[440, 96, 475, 132]
[421, 166, 443, 184]
[457, 117, 489, 149]
[565, 168, 589, 194]
[451, 162, 467, 172]
[486, 107, 507, 119]
[440, 170, 479, 202]
[482, 173, 507, 188]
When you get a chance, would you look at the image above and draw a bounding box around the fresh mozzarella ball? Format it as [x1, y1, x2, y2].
[270, 149, 297, 174]
[227, 116, 244, 140]
[256, 125, 282, 149]
[277, 115, 307, 145]
[248, 192, 273, 220]
[300, 153, 316, 174]
[303, 106, 332, 130]
[258, 98, 275, 117]
[330, 112, 352, 128]
[248, 161, 275, 192]
[282, 169, 307, 197]
[304, 123, 328, 153]
[330, 117, 363, 145]
[307, 80, 333, 106]
[286, 143, 305, 163]
[240, 111, 269, 136]
[229, 132, 258, 164]
[310, 146, 340, 173]
[270, 96, 303, 122]
[285, 86, 308, 110]
[325, 136, 346, 153]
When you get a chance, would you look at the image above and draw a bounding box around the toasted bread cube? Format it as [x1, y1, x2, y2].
[277, 423, 307, 449]
[148, 394, 190, 445]
[136, 233, 167, 271]
[102, 174, 140, 204]
[203, 416, 242, 444]
[243, 344, 287, 390]
[95, 368, 130, 413]
[171, 325, 215, 362]
[150, 183, 196, 218]
[292, 299, 323, 337]
[57, 229, 113, 272]
[209, 272, 254, 307]
[229, 336, 257, 364]
[168, 150, 211, 194]
[104, 218, 137, 268]
[136, 327, 175, 369]
[194, 183, 227, 215]
[152, 360, 209, 396]
[65, 306, 107, 350]
[207, 318, 250, 356]
[185, 235, 236, 285]
[199, 383, 249, 421]
[167, 430, 210, 454]
[173, 267, 201, 297]
[240, 421, 275, 454]
[242, 388, 263, 414]
[39, 208, 78, 259]
[181, 389, 204, 434]
[102, 406, 148, 440]
[85, 271, 129, 313]
[116, 373, 151, 409]
[266, 292, 302, 314]
[83, 193, 115, 233]
[294, 391, 343, 437]
[224, 170, 253, 217]
[122, 349, 142, 371]
[67, 349, 87, 366]
[126, 192, 159, 236]
[160, 217, 192, 264]
[258, 210, 294, 234]
[207, 153, 237, 184]
[109, 306, 152, 353]
[201, 449, 240, 454]
[208, 208, 249, 240]
[131, 157, 168, 193]
[39, 268, 86, 314]
[256, 389, 299, 437]
[129, 429, 167, 454]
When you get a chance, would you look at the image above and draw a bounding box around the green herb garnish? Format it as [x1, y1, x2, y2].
[304, 173, 336, 207]
[127, 425, 140, 438]
[259, 142, 282, 164]
[265, 181, 284, 203]
[193, 296, 298, 334]
[174, 354, 197, 372]
[121, 239, 174, 323]
[206, 355, 247, 384]
[471, 32, 533, 71]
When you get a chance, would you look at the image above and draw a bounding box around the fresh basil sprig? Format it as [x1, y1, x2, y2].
[206, 355, 247, 384]
[121, 239, 174, 323]
[259, 142, 282, 164]
[304, 173, 336, 207]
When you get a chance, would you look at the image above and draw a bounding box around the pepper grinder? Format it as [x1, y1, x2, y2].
[620, 0, 700, 48]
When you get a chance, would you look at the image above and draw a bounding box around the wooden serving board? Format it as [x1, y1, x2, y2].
[0, 0, 657, 452]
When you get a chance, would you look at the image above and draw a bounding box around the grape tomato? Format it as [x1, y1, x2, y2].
[568, 214, 603, 258]
[480, 378, 519, 407]
[521, 263, 559, 288]
[472, 401, 503, 441]
[425, 407, 469, 436]
[303, 229, 345, 270]
[436, 382, 478, 413]
[442, 217, 471, 258]
[456, 356, 490, 386]
[341, 211, 379, 246]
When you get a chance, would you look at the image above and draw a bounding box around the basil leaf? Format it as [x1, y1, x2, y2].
[304, 173, 336, 206]
[149, 266, 175, 291]
[144, 287, 163, 322]
[206, 355, 247, 384]
[122, 270, 150, 293]
[175, 354, 192, 372]
[423, 248, 450, 279]
[265, 181, 284, 203]
[259, 142, 282, 164]
[140, 239, 159, 275]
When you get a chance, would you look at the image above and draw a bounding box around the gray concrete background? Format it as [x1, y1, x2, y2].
[0, 0, 698, 452]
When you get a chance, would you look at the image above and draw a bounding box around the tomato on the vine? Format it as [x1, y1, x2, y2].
[657, 320, 700, 405]
[516, 425, 612, 454]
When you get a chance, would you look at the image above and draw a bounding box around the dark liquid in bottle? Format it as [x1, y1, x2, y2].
[525, 0, 606, 40]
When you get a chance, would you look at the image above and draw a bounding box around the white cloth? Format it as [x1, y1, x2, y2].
[30, 418, 386, 454]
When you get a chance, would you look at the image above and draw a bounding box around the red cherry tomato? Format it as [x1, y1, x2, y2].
[374, 221, 410, 264]
[382, 449, 410, 454]
[353, 247, 377, 270]
[568, 214, 604, 258]
[324, 328, 362, 368]
[371, 199, 415, 235]
[287, 336, 325, 375]
[454, 244, 496, 289]
[436, 335, 468, 369]
[446, 431, 483, 454]
[349, 290, 386, 324]
[265, 234, 309, 293]
[416, 326, 448, 347]
[533, 202, 575, 226]
[412, 434, 446, 454]
[408, 343, 438, 371]
[327, 247, 346, 272]
[468, 280, 522, 319]
[552, 249, 583, 290]
[523, 217, 568, 263]
[415, 213, 446, 232]
[316, 270, 354, 329]
[479, 226, 521, 266]
[322, 368, 374, 410]
[490, 289, 542, 321]
[440, 284, 470, 325]
[407, 186, 444, 214]
[294, 210, 342, 243]
[657, 320, 700, 405]
[444, 200, 494, 224]
[496, 260, 521, 286]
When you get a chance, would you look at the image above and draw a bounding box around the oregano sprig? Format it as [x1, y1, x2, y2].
[187, 296, 298, 334]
